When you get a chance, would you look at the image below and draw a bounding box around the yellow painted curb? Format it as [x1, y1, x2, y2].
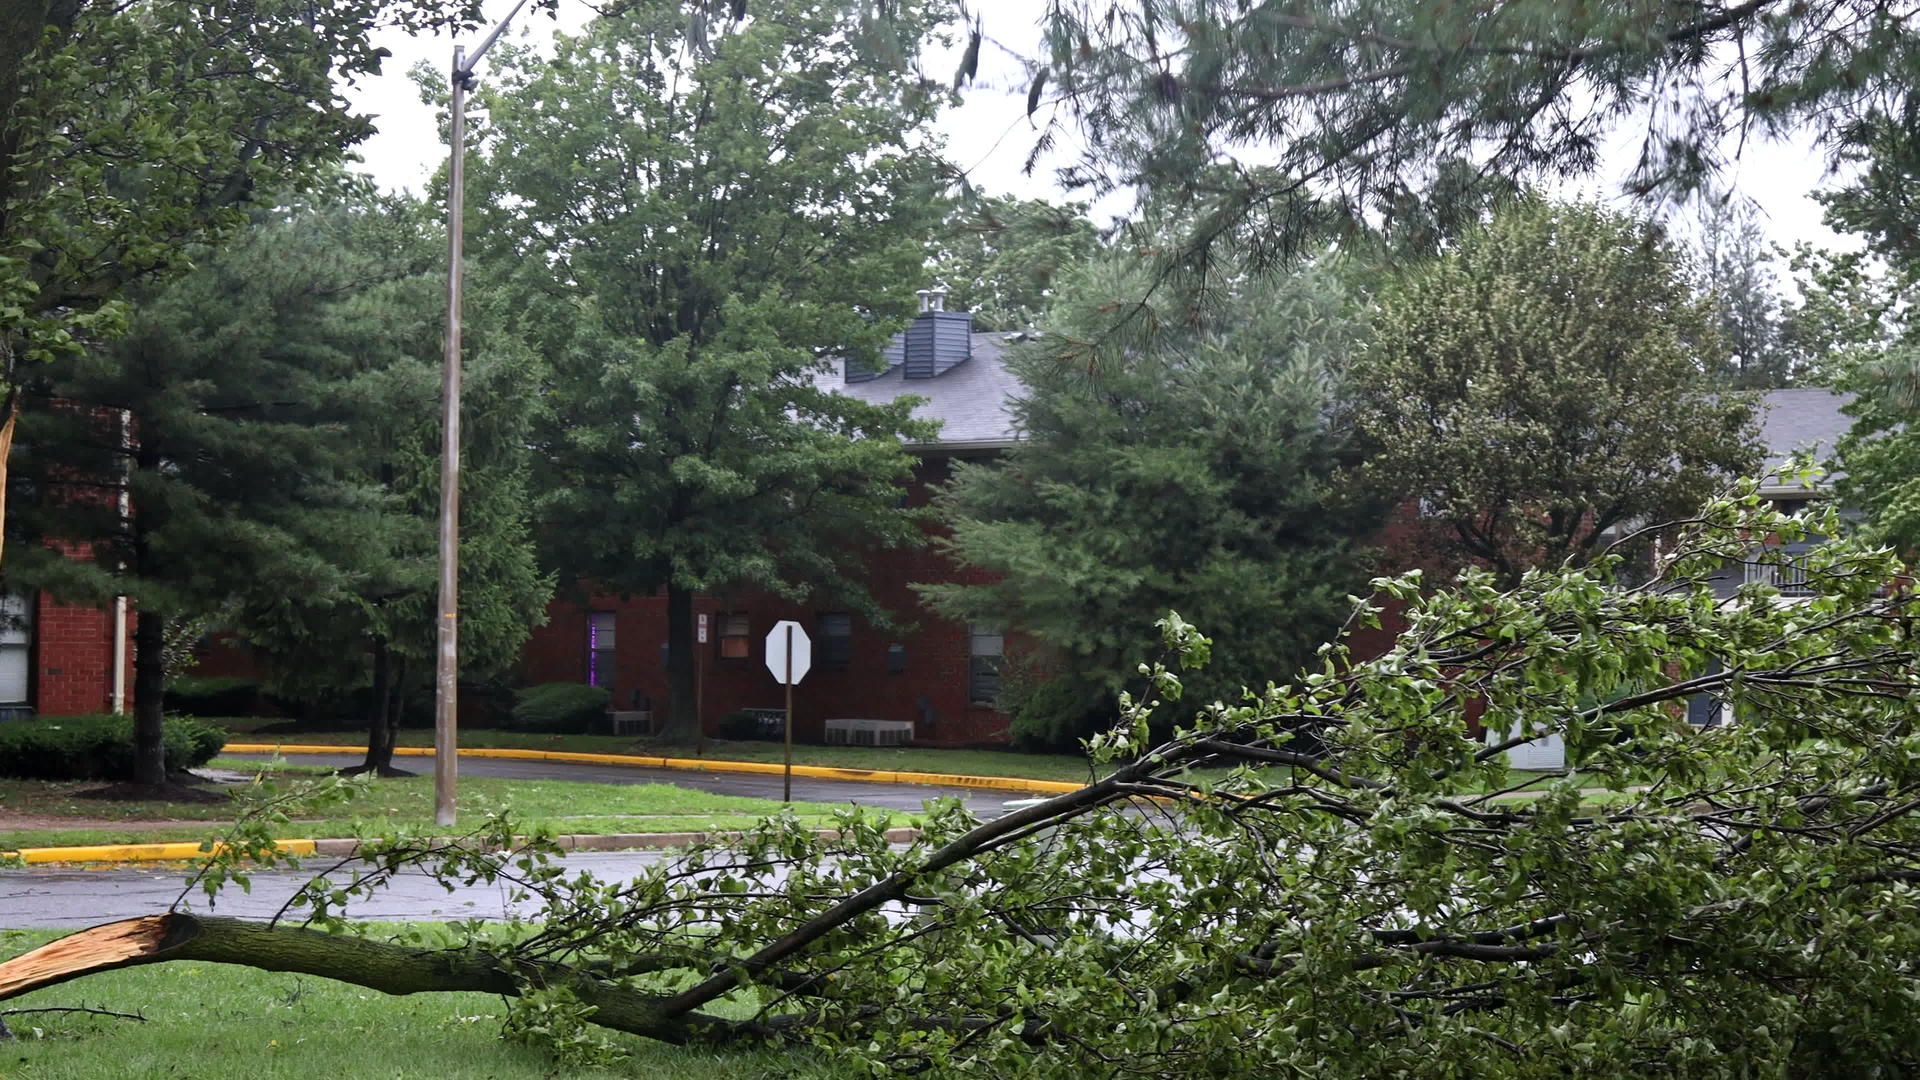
[6, 838, 317, 865]
[223, 743, 1086, 796]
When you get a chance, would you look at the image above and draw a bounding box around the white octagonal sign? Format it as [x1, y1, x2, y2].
[764, 620, 811, 685]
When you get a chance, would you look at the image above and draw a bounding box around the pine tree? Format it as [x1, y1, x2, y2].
[232, 205, 551, 776]
[6, 200, 396, 793]
[922, 253, 1383, 746]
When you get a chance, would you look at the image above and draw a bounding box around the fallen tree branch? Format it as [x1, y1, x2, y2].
[0, 913, 748, 1046]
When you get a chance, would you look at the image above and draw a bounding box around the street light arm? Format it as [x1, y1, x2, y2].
[460, 0, 533, 79]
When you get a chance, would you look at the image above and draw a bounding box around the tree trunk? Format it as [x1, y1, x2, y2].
[661, 583, 699, 742]
[130, 609, 168, 786]
[0, 387, 19, 572]
[350, 636, 411, 777]
[0, 914, 744, 1046]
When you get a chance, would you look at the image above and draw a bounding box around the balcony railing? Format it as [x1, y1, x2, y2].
[1743, 555, 1815, 597]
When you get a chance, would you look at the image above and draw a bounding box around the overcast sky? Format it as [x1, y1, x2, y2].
[343, 0, 1858, 257]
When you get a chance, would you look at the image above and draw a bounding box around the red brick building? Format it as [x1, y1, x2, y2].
[2, 404, 139, 721]
[518, 291, 1024, 746]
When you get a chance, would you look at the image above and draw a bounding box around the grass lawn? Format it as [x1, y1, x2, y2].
[0, 928, 842, 1079]
[0, 765, 889, 851]
[210, 717, 1106, 783]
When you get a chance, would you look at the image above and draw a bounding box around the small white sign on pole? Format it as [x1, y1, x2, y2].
[764, 620, 811, 685]
[697, 613, 708, 644]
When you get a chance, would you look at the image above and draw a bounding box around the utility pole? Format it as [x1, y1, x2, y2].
[437, 0, 529, 828]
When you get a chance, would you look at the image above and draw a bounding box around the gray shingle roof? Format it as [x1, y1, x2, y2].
[1756, 387, 1855, 488]
[827, 332, 1023, 449]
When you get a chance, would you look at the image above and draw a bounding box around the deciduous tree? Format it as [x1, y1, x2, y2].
[464, 0, 948, 739]
[1347, 198, 1761, 588]
[931, 195, 1099, 332]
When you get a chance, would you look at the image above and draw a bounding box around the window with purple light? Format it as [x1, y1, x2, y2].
[587, 611, 616, 689]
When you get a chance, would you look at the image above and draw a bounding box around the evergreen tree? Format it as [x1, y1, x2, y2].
[944, 3, 1920, 293]
[464, 0, 948, 739]
[922, 255, 1383, 746]
[1695, 198, 1794, 389]
[5, 202, 394, 793]
[1347, 198, 1763, 589]
[0, 0, 518, 561]
[233, 206, 551, 776]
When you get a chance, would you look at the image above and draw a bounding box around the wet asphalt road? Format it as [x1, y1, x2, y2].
[220, 751, 1026, 815]
[2, 850, 678, 928]
[1, 754, 1034, 930]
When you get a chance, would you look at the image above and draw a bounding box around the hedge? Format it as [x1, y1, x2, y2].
[507, 682, 611, 734]
[163, 676, 262, 717]
[0, 715, 227, 781]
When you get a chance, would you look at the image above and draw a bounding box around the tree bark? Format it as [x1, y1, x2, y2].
[0, 384, 19, 571]
[0, 914, 742, 1045]
[662, 583, 699, 742]
[130, 609, 167, 787]
[350, 636, 410, 776]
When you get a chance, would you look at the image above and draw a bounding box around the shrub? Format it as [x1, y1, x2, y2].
[508, 683, 610, 734]
[163, 676, 261, 717]
[0, 715, 227, 781]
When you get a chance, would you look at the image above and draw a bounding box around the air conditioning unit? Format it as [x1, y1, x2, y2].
[607, 710, 651, 735]
[824, 718, 914, 747]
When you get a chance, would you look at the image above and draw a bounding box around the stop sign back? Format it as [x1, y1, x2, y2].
[764, 620, 811, 685]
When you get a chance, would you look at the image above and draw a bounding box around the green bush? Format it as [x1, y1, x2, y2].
[163, 675, 261, 717]
[507, 683, 611, 734]
[0, 715, 227, 781]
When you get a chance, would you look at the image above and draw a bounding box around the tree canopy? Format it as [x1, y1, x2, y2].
[923, 253, 1383, 745]
[1346, 197, 1761, 588]
[931, 195, 1099, 332]
[5, 199, 401, 788]
[463, 0, 950, 737]
[221, 199, 551, 775]
[0, 0, 508, 375]
[935, 2, 1920, 298]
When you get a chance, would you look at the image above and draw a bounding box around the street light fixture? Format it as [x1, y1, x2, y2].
[436, 0, 530, 828]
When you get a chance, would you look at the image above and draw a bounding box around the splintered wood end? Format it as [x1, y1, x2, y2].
[0, 915, 185, 1000]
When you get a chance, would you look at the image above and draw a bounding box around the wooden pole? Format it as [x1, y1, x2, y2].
[694, 634, 706, 756]
[434, 43, 467, 829]
[783, 625, 793, 803]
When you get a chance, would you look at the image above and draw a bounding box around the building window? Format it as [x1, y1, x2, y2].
[968, 622, 1003, 706]
[0, 594, 31, 718]
[587, 611, 616, 689]
[719, 613, 751, 660]
[817, 612, 853, 666]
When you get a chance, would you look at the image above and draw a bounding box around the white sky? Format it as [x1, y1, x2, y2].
[343, 0, 1858, 257]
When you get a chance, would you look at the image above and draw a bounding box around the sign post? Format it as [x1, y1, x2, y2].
[694, 613, 707, 756]
[764, 620, 812, 802]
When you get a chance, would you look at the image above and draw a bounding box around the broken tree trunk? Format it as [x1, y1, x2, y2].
[0, 914, 742, 1044]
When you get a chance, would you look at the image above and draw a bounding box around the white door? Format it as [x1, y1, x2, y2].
[0, 594, 32, 706]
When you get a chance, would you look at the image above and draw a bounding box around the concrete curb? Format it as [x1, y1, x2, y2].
[222, 742, 1088, 796]
[10, 827, 923, 866]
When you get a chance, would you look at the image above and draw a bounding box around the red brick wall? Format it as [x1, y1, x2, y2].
[519, 452, 1014, 746]
[34, 592, 129, 716]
